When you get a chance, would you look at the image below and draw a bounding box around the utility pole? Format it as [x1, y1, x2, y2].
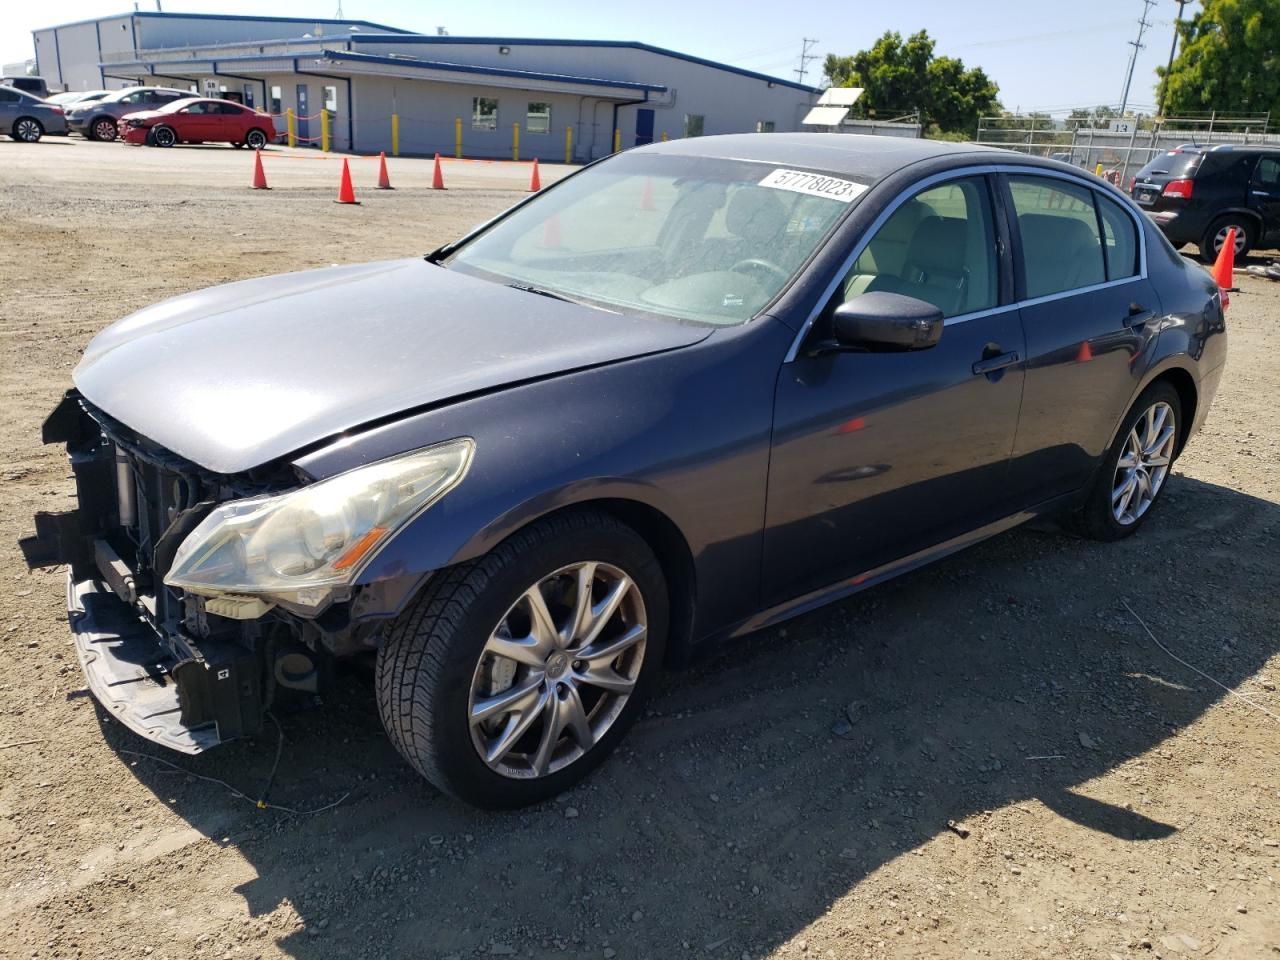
[1119, 0, 1158, 117]
[795, 38, 820, 86]
[1157, 0, 1192, 118]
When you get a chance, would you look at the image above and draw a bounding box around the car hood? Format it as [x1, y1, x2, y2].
[74, 258, 713, 474]
[118, 109, 163, 123]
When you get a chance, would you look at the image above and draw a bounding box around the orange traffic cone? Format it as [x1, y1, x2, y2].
[250, 149, 269, 190]
[1211, 226, 1237, 308]
[640, 176, 654, 211]
[334, 158, 359, 204]
[376, 151, 393, 190]
[1076, 340, 1093, 363]
[431, 153, 446, 190]
[529, 158, 541, 192]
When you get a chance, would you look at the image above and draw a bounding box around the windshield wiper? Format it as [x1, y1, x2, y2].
[505, 282, 618, 312]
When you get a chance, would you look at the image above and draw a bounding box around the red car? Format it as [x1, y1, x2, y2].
[121, 97, 276, 149]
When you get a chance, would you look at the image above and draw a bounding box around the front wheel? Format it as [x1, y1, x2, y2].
[12, 118, 43, 143]
[376, 509, 668, 808]
[151, 125, 176, 148]
[1074, 382, 1182, 541]
[90, 117, 117, 142]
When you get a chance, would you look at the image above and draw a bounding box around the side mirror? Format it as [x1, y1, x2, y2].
[829, 291, 944, 352]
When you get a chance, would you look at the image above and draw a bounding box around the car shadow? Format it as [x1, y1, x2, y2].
[98, 474, 1279, 958]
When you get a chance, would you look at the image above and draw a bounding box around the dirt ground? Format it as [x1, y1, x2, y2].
[0, 137, 1277, 960]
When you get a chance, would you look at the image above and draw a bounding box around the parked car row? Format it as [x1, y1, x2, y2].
[1, 81, 276, 148]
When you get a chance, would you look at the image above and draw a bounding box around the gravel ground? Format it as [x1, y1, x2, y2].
[0, 137, 1277, 960]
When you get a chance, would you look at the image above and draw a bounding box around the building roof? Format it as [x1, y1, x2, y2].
[639, 133, 1003, 177]
[349, 35, 817, 93]
[35, 10, 412, 34]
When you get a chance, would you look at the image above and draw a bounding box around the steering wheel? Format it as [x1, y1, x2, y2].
[730, 258, 790, 283]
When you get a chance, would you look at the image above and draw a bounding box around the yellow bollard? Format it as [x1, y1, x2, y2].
[613, 128, 621, 153]
[661, 132, 668, 142]
[564, 124, 572, 164]
[286, 108, 296, 148]
[320, 109, 331, 153]
[1095, 162, 1104, 176]
[512, 122, 520, 162]
[455, 117, 462, 159]
[391, 113, 399, 157]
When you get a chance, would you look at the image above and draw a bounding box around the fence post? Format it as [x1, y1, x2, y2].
[564, 124, 572, 164]
[613, 127, 621, 153]
[455, 117, 462, 159]
[320, 109, 330, 152]
[286, 107, 296, 148]
[391, 113, 399, 156]
[512, 122, 520, 162]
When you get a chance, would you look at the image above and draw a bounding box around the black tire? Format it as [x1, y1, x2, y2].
[12, 117, 43, 143]
[1198, 214, 1254, 262]
[376, 509, 668, 808]
[1073, 381, 1182, 541]
[151, 125, 176, 148]
[89, 116, 117, 142]
[230, 141, 244, 149]
[245, 128, 268, 150]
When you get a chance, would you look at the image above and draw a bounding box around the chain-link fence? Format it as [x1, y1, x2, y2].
[975, 113, 1277, 185]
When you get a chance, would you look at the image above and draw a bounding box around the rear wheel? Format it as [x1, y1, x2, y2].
[375, 509, 667, 808]
[245, 128, 268, 150]
[89, 117, 117, 142]
[1199, 215, 1254, 262]
[1074, 382, 1182, 541]
[151, 125, 176, 148]
[12, 118, 43, 143]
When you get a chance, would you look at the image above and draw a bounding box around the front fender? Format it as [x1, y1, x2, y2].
[292, 318, 791, 638]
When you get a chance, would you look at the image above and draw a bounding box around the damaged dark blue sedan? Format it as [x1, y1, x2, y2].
[24, 134, 1227, 807]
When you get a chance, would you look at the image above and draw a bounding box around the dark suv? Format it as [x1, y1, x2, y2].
[1130, 144, 1280, 260]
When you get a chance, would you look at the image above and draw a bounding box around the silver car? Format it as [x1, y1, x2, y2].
[66, 86, 189, 142]
[0, 87, 67, 142]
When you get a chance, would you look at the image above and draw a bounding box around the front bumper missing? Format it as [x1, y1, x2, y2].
[69, 572, 264, 754]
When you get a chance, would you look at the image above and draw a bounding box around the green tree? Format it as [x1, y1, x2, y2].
[822, 30, 1000, 137]
[1158, 0, 1280, 119]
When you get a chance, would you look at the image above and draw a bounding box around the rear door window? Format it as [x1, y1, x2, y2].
[1095, 194, 1140, 281]
[1008, 176, 1106, 299]
[1255, 156, 1280, 190]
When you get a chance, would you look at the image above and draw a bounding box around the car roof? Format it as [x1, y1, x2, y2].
[636, 133, 1005, 178]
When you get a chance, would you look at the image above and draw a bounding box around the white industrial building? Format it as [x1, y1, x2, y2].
[31, 11, 819, 160]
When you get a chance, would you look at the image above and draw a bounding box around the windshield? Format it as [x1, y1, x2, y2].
[445, 153, 868, 325]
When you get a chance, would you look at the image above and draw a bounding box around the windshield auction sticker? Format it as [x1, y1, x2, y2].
[758, 168, 868, 203]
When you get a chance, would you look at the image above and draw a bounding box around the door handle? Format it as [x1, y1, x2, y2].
[972, 351, 1020, 376]
[1123, 302, 1154, 328]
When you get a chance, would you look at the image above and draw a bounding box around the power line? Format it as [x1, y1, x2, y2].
[795, 38, 820, 86]
[1119, 0, 1158, 117]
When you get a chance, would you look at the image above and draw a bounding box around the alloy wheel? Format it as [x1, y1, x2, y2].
[1112, 400, 1176, 525]
[92, 119, 116, 141]
[15, 119, 41, 142]
[153, 126, 175, 147]
[246, 130, 266, 149]
[468, 561, 647, 779]
[1214, 224, 1247, 256]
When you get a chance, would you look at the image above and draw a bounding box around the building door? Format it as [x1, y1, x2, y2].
[242, 84, 255, 109]
[635, 108, 654, 146]
[296, 84, 310, 143]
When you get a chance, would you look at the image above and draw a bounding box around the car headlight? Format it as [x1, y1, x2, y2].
[164, 438, 474, 603]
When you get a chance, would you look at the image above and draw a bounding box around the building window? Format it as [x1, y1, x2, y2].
[270, 85, 282, 114]
[684, 114, 704, 137]
[526, 102, 551, 134]
[323, 85, 337, 113]
[756, 120, 775, 133]
[473, 96, 499, 131]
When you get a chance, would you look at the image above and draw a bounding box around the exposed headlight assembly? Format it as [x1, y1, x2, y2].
[165, 438, 474, 606]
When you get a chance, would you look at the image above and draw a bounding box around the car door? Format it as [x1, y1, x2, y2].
[215, 102, 249, 142]
[0, 88, 18, 131]
[1001, 172, 1160, 506]
[1251, 155, 1280, 244]
[763, 173, 1026, 606]
[176, 101, 216, 140]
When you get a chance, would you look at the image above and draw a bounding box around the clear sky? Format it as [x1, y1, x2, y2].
[0, 0, 1185, 116]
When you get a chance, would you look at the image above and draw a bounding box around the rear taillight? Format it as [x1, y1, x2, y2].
[50, 106, 64, 115]
[1163, 178, 1194, 199]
